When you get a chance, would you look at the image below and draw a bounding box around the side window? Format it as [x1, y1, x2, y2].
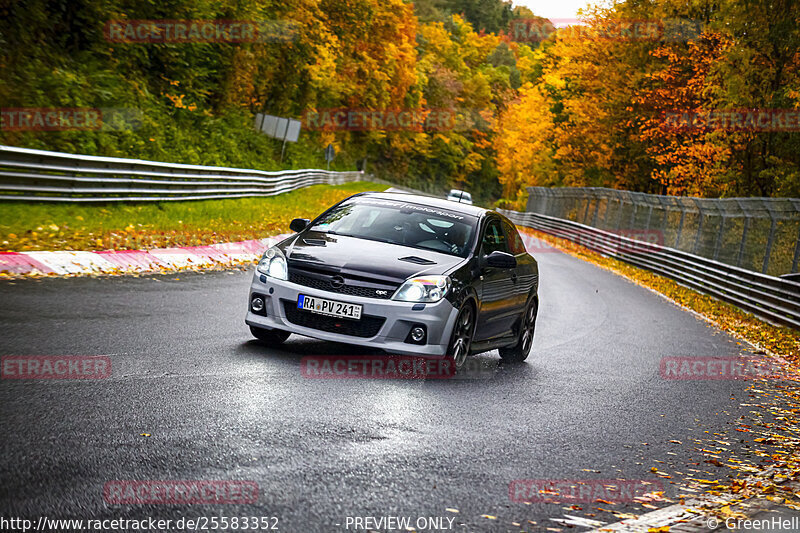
[482, 219, 509, 254]
[503, 222, 526, 255]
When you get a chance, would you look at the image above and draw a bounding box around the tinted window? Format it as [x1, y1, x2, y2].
[503, 221, 527, 255]
[482, 219, 508, 254]
[447, 190, 471, 202]
[311, 198, 476, 257]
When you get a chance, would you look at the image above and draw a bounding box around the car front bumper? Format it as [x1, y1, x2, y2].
[245, 273, 459, 356]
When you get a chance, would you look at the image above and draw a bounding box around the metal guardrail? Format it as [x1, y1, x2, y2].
[500, 208, 800, 330]
[0, 145, 366, 202]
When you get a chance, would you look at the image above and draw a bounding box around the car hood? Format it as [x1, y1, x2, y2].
[280, 231, 465, 283]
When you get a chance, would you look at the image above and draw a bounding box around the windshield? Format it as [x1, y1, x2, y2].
[311, 198, 476, 257]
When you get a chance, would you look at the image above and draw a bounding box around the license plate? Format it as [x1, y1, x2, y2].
[297, 294, 362, 320]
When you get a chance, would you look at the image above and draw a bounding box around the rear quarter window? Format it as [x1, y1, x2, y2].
[503, 222, 527, 255]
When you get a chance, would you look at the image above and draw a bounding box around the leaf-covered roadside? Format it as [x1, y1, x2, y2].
[519, 227, 800, 529]
[0, 181, 387, 253]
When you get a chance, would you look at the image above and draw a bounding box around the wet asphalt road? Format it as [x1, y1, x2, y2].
[0, 241, 769, 532]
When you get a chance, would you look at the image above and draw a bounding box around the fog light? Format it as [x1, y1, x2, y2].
[251, 297, 264, 312]
[410, 326, 426, 342]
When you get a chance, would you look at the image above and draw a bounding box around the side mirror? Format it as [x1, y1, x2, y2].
[485, 250, 517, 269]
[289, 218, 309, 233]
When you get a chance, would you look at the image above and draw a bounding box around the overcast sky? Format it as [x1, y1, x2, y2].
[513, 0, 609, 22]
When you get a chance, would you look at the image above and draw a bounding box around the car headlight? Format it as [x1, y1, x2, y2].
[392, 275, 451, 303]
[257, 247, 288, 280]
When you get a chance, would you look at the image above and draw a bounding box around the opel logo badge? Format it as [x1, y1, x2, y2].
[330, 275, 345, 289]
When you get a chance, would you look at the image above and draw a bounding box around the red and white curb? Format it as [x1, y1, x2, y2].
[0, 230, 550, 279]
[0, 234, 291, 278]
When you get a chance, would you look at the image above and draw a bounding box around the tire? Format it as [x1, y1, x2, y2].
[445, 303, 476, 371]
[499, 297, 537, 363]
[250, 326, 291, 345]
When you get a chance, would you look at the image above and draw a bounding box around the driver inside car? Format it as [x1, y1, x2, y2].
[445, 223, 468, 255]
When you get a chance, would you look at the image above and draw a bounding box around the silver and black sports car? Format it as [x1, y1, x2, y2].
[245, 192, 539, 369]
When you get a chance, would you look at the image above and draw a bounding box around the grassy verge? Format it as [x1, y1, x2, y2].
[0, 182, 388, 252]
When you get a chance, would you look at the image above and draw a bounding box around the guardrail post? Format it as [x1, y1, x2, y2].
[762, 217, 777, 274]
[737, 216, 751, 268]
[603, 193, 616, 228]
[692, 201, 705, 255]
[582, 197, 592, 224]
[591, 197, 601, 227]
[543, 189, 554, 217]
[675, 209, 685, 248]
[792, 224, 800, 273]
[658, 197, 669, 237]
[70, 160, 79, 199]
[527, 187, 544, 214]
[616, 194, 625, 230]
[551, 190, 559, 217]
[713, 216, 725, 261]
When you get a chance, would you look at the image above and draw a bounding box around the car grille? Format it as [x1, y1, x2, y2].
[282, 300, 386, 338]
[287, 265, 399, 300]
